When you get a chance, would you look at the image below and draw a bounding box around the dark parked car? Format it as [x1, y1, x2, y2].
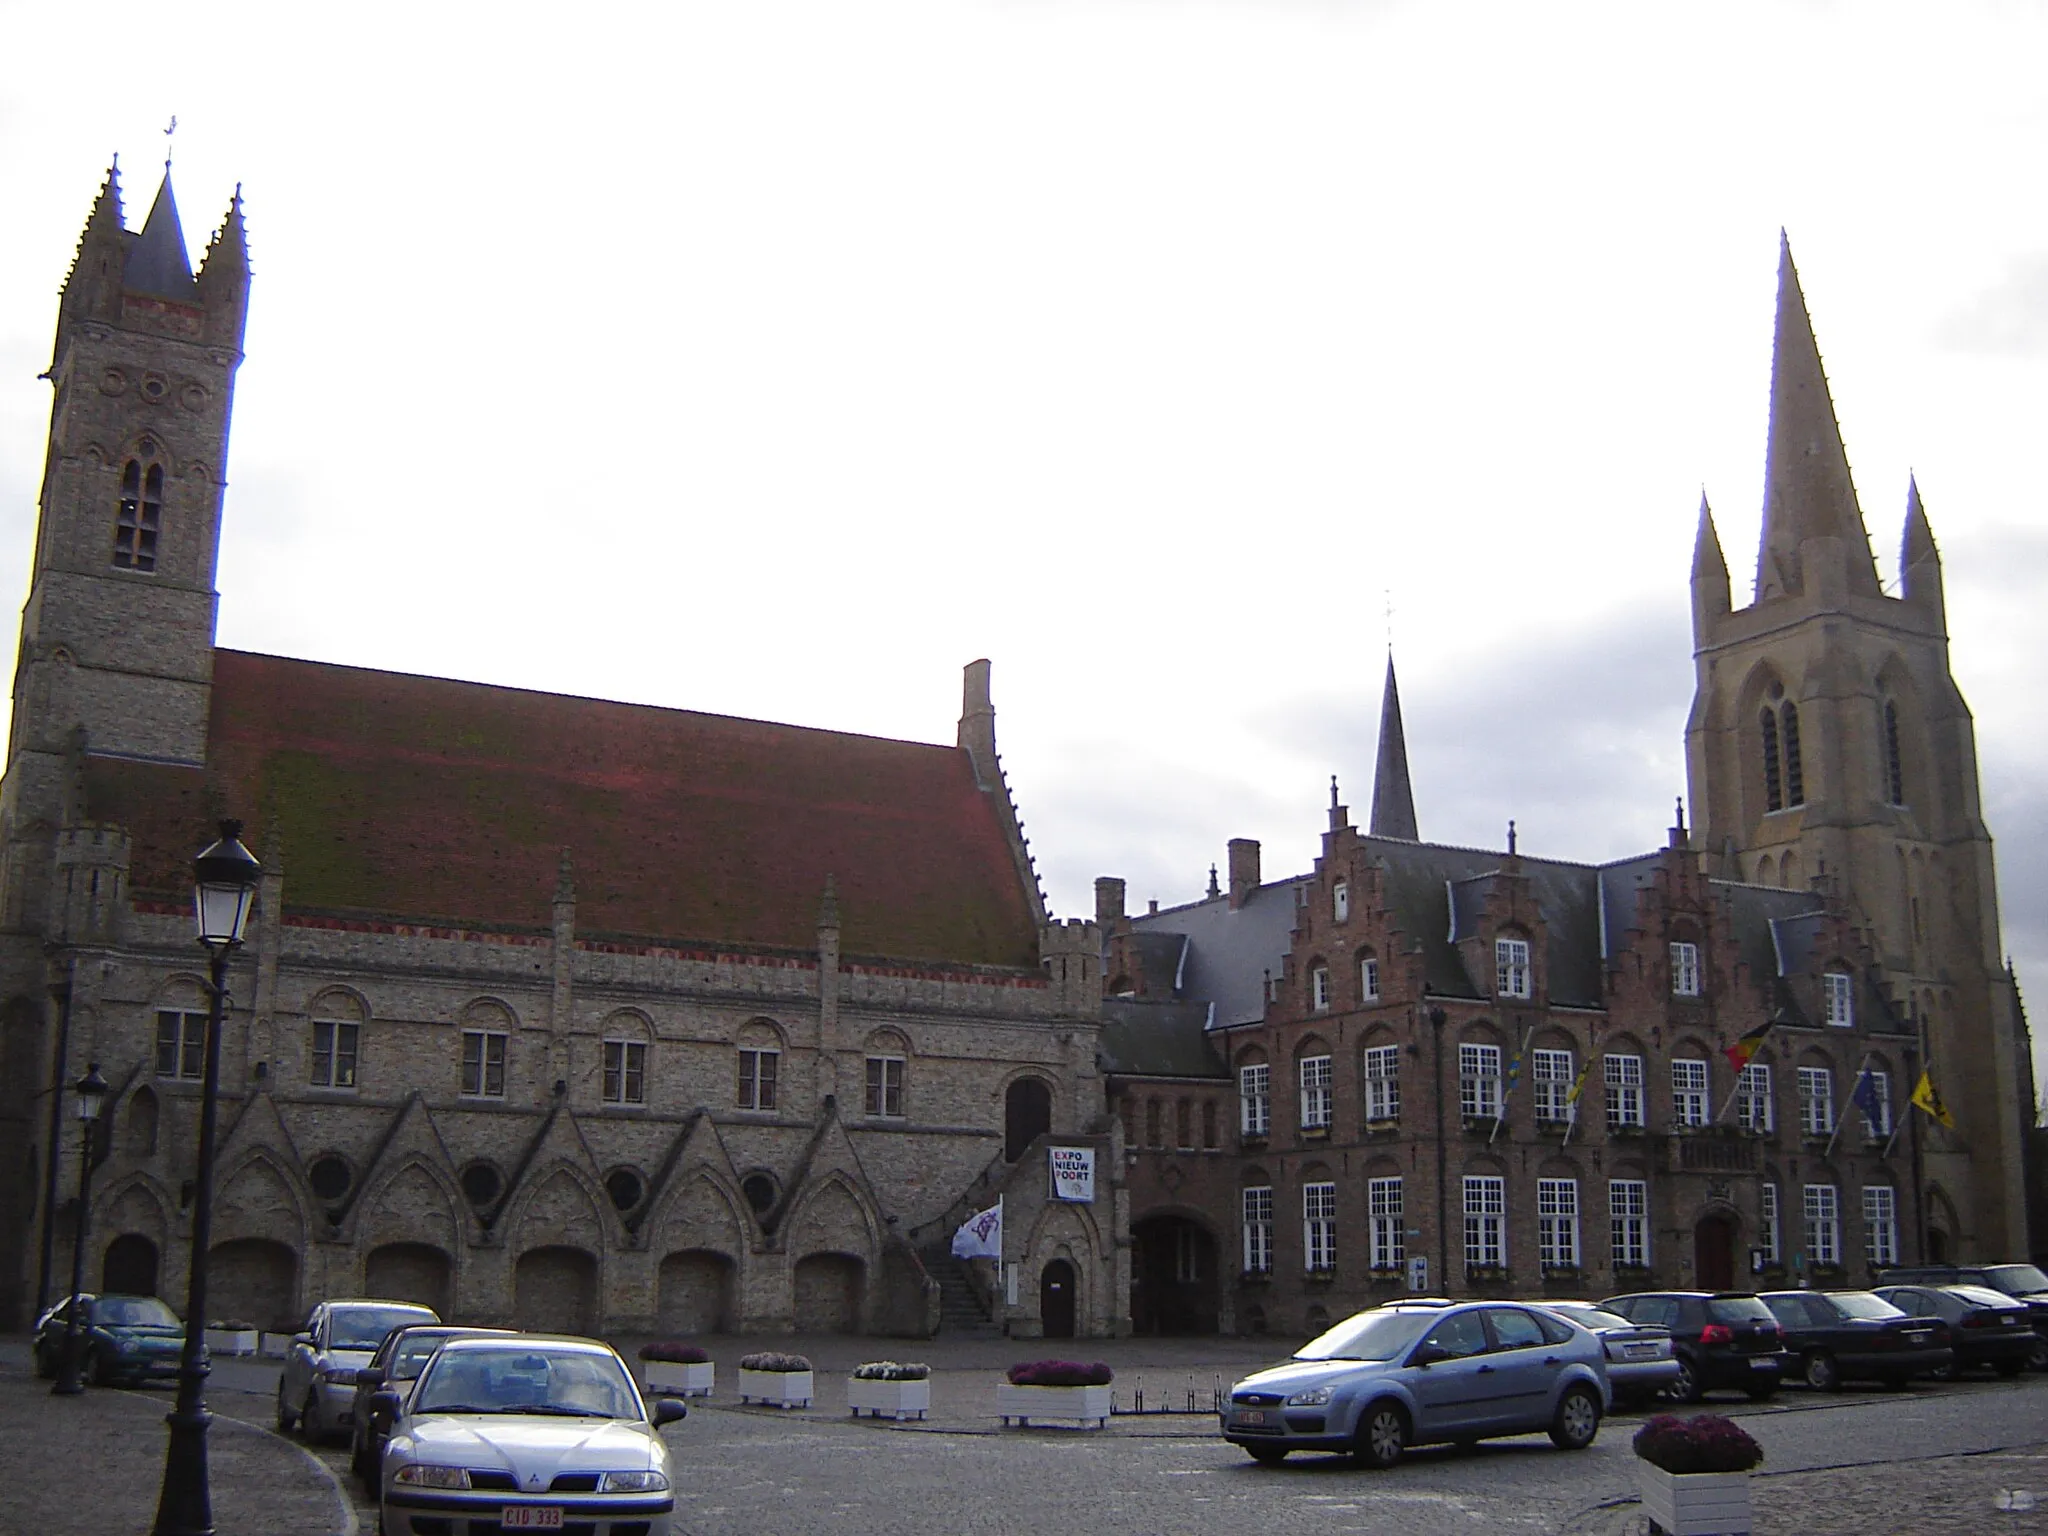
[349, 1325, 515, 1488]
[1874, 1285, 2033, 1378]
[1601, 1291, 1789, 1402]
[1878, 1264, 2048, 1370]
[31, 1293, 184, 1386]
[1760, 1290, 1952, 1389]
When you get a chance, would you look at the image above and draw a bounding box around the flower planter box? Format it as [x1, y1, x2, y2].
[258, 1332, 294, 1359]
[204, 1327, 258, 1357]
[644, 1360, 715, 1398]
[847, 1376, 931, 1420]
[737, 1368, 813, 1408]
[1636, 1462, 1753, 1535]
[995, 1382, 1112, 1428]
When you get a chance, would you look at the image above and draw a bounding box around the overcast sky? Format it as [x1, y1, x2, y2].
[2, 2, 2044, 1077]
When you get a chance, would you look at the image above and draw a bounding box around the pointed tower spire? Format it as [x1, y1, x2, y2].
[1756, 234, 1882, 603]
[1368, 654, 1419, 841]
[125, 169, 195, 299]
[1900, 474, 1946, 623]
[1692, 491, 1731, 641]
[196, 184, 252, 348]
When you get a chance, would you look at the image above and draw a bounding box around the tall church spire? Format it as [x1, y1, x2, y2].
[1368, 654, 1419, 841]
[1756, 234, 1882, 603]
[1691, 492, 1730, 642]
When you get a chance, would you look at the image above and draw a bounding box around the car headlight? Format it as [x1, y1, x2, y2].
[117, 1338, 141, 1353]
[393, 1465, 472, 1489]
[599, 1470, 670, 1493]
[1285, 1387, 1333, 1407]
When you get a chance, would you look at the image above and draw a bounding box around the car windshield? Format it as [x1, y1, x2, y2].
[1706, 1297, 1776, 1323]
[332, 1307, 434, 1351]
[1984, 1265, 2048, 1296]
[392, 1333, 460, 1378]
[413, 1348, 642, 1418]
[91, 1297, 180, 1327]
[1294, 1310, 1430, 1362]
[1832, 1293, 1905, 1319]
[1555, 1305, 1632, 1330]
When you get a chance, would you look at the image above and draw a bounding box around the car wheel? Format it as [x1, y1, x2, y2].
[1803, 1351, 1841, 1392]
[1663, 1354, 1704, 1404]
[1996, 1360, 2025, 1379]
[1353, 1400, 1408, 1470]
[276, 1382, 298, 1434]
[1929, 1361, 1956, 1382]
[31, 1341, 54, 1380]
[1745, 1384, 1779, 1402]
[83, 1346, 109, 1387]
[2028, 1335, 2048, 1372]
[301, 1391, 323, 1443]
[1246, 1444, 1289, 1465]
[1549, 1385, 1601, 1451]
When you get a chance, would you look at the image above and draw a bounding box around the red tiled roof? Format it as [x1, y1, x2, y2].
[85, 650, 1043, 969]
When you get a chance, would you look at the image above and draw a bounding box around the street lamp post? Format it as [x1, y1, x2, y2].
[151, 820, 261, 1536]
[50, 1061, 109, 1396]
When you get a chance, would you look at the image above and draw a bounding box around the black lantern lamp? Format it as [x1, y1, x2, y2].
[192, 822, 262, 948]
[51, 1062, 109, 1396]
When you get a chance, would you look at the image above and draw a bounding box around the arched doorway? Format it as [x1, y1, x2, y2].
[366, 1243, 453, 1318]
[514, 1246, 598, 1334]
[792, 1253, 865, 1332]
[1039, 1258, 1077, 1339]
[1005, 1078, 1052, 1162]
[1131, 1215, 1219, 1335]
[209, 1238, 299, 1331]
[1694, 1213, 1737, 1291]
[103, 1234, 160, 1296]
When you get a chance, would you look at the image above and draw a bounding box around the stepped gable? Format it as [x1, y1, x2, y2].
[83, 649, 1043, 968]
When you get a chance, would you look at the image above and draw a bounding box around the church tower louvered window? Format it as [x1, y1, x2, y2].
[114, 449, 163, 571]
[1780, 702, 1804, 805]
[1883, 700, 1905, 806]
[1760, 706, 1783, 811]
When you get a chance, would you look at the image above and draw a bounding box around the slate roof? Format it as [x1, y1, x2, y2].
[83, 650, 1043, 968]
[124, 172, 196, 299]
[1120, 878, 1311, 1029]
[1099, 1000, 1229, 1080]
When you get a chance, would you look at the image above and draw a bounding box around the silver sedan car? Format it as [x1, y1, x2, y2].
[1534, 1301, 1681, 1405]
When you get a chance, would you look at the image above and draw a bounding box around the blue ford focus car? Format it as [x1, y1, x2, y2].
[1220, 1300, 1609, 1467]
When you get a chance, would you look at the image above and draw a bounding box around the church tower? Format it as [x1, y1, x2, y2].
[1685, 236, 2032, 1260]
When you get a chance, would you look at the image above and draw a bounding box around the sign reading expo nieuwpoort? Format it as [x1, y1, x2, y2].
[1048, 1146, 1095, 1202]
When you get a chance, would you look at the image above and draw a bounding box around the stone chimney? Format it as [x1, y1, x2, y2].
[1094, 876, 1126, 930]
[1227, 838, 1261, 910]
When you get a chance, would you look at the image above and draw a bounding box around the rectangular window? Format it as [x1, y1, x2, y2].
[1533, 1048, 1575, 1122]
[1823, 971, 1854, 1028]
[1299, 1055, 1333, 1130]
[1360, 956, 1380, 1002]
[1463, 1175, 1506, 1269]
[737, 1048, 780, 1111]
[864, 1055, 905, 1118]
[1496, 938, 1532, 999]
[1459, 1043, 1503, 1119]
[1805, 1183, 1841, 1265]
[1242, 1187, 1274, 1274]
[1738, 1063, 1775, 1133]
[1863, 1185, 1899, 1267]
[1672, 1058, 1710, 1127]
[1202, 1100, 1218, 1149]
[1798, 1066, 1835, 1136]
[1604, 1054, 1646, 1128]
[1538, 1177, 1580, 1269]
[1368, 1177, 1404, 1268]
[461, 1029, 507, 1099]
[603, 1039, 647, 1105]
[1610, 1179, 1650, 1267]
[1146, 1098, 1163, 1148]
[1303, 1182, 1337, 1273]
[1310, 965, 1331, 1012]
[1333, 882, 1350, 922]
[1176, 1098, 1194, 1149]
[155, 1010, 206, 1081]
[1671, 941, 1702, 997]
[1363, 1044, 1401, 1122]
[1861, 1070, 1892, 1138]
[1760, 1182, 1781, 1265]
[1239, 1064, 1270, 1138]
[310, 1021, 359, 1089]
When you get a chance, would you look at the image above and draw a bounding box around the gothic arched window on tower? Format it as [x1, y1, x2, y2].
[1883, 701, 1905, 806]
[113, 456, 162, 571]
[1760, 707, 1784, 812]
[1780, 702, 1805, 806]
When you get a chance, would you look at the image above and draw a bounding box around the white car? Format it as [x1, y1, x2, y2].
[376, 1335, 685, 1536]
[280, 1298, 440, 1443]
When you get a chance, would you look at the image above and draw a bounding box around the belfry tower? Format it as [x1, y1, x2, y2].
[1685, 236, 2032, 1260]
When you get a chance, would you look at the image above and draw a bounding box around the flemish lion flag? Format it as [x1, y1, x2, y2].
[1723, 1022, 1771, 1074]
[1563, 1056, 1594, 1105]
[1911, 1068, 1956, 1129]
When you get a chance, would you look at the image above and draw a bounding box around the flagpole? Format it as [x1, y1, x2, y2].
[1824, 1051, 1874, 1160]
[1489, 1026, 1531, 1147]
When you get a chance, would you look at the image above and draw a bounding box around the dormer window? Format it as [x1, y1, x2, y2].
[1332, 881, 1349, 922]
[1823, 971, 1854, 1028]
[1310, 964, 1331, 1012]
[1360, 954, 1380, 1002]
[1670, 941, 1701, 997]
[1495, 937, 1531, 999]
[114, 455, 162, 571]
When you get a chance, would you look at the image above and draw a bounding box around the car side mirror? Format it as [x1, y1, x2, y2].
[358, 1367, 384, 1389]
[294, 1332, 314, 1346]
[650, 1397, 688, 1428]
[1408, 1344, 1450, 1368]
[369, 1390, 403, 1422]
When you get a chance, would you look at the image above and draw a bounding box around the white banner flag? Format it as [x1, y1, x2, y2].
[951, 1198, 1003, 1260]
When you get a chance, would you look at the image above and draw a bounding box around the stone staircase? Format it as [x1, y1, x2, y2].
[922, 1242, 1004, 1338]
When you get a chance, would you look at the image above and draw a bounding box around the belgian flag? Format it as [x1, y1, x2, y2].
[1723, 1021, 1771, 1074]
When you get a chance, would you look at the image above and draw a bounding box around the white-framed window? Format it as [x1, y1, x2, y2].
[1239, 1063, 1270, 1137]
[1860, 1070, 1892, 1138]
[1737, 1063, 1775, 1132]
[1864, 1185, 1899, 1267]
[1610, 1179, 1650, 1267]
[1368, 1177, 1404, 1268]
[1360, 955, 1380, 1002]
[1303, 1182, 1337, 1272]
[1363, 1044, 1401, 1121]
[1604, 1054, 1646, 1128]
[1672, 1058, 1710, 1127]
[1538, 1177, 1580, 1269]
[1533, 1048, 1575, 1122]
[1804, 1183, 1841, 1265]
[1670, 941, 1702, 997]
[1242, 1186, 1274, 1274]
[864, 1055, 906, 1118]
[1496, 937, 1532, 999]
[1310, 965, 1331, 1012]
[1459, 1043, 1503, 1119]
[461, 1029, 508, 1099]
[738, 1047, 779, 1111]
[310, 1021, 359, 1089]
[1299, 1055, 1333, 1130]
[1823, 971, 1854, 1028]
[602, 1039, 647, 1105]
[1760, 1182, 1781, 1265]
[155, 1010, 206, 1080]
[1798, 1066, 1835, 1136]
[1463, 1175, 1506, 1268]
[1333, 881, 1350, 922]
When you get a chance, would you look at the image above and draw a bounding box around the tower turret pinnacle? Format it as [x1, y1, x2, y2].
[1368, 655, 1419, 841]
[1901, 474, 1945, 624]
[196, 185, 252, 348]
[1691, 492, 1731, 642]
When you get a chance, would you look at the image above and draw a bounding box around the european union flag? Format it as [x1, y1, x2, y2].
[1852, 1067, 1886, 1132]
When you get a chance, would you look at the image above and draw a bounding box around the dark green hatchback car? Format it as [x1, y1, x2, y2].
[32, 1293, 185, 1385]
